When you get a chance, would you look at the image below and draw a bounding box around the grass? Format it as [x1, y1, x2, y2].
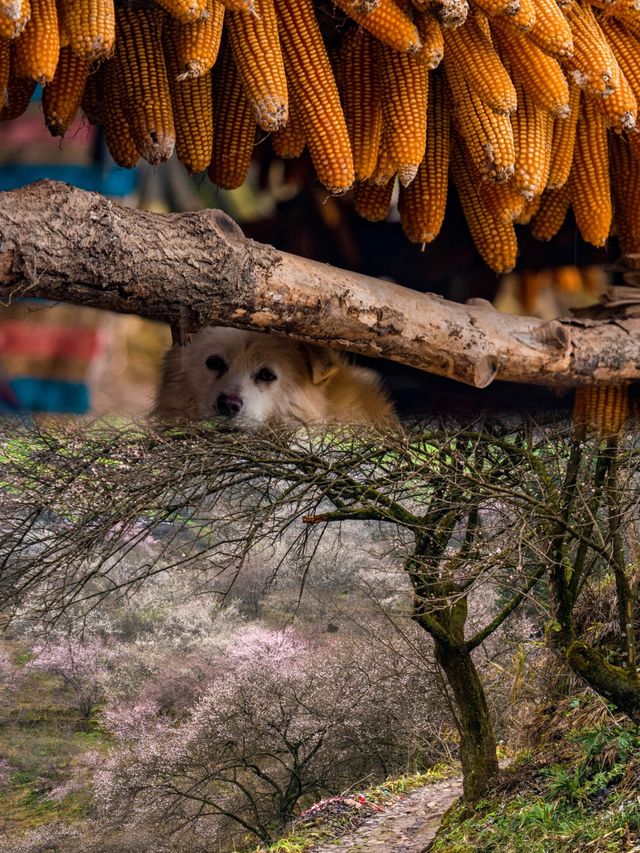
[0, 642, 105, 836]
[0, 725, 99, 833]
[431, 702, 640, 853]
[433, 791, 640, 853]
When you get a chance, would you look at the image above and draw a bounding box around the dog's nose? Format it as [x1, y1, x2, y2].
[217, 393, 243, 416]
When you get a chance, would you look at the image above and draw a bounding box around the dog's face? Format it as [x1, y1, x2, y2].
[162, 327, 341, 426]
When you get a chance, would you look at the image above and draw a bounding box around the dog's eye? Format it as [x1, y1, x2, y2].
[256, 367, 277, 383]
[205, 355, 227, 372]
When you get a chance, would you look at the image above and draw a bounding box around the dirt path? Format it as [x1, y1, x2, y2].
[309, 776, 463, 853]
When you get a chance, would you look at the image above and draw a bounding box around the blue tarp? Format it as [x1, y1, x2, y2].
[0, 163, 137, 196]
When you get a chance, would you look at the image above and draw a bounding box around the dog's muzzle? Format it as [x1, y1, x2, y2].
[217, 393, 243, 416]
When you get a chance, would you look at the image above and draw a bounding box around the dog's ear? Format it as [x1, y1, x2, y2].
[154, 343, 196, 417]
[303, 345, 341, 385]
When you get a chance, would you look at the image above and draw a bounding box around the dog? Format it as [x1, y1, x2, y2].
[154, 327, 396, 429]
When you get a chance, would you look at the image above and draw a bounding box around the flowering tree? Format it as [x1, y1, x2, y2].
[29, 636, 116, 726]
[95, 627, 443, 849]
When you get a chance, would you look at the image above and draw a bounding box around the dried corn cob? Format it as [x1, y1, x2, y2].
[0, 45, 34, 118]
[527, 0, 573, 58]
[172, 0, 224, 79]
[0, 1, 27, 17]
[573, 385, 629, 439]
[564, 2, 615, 96]
[547, 81, 580, 188]
[219, 0, 253, 8]
[509, 0, 536, 31]
[80, 65, 103, 124]
[0, 36, 8, 107]
[0, 15, 20, 39]
[271, 92, 305, 157]
[0, 0, 25, 16]
[377, 35, 428, 185]
[398, 71, 450, 242]
[598, 58, 637, 131]
[154, 0, 207, 23]
[57, 0, 115, 60]
[227, 0, 287, 131]
[415, 12, 443, 68]
[116, 7, 175, 165]
[493, 20, 569, 117]
[0, 75, 33, 118]
[628, 127, 640, 161]
[412, 0, 468, 29]
[370, 130, 396, 184]
[570, 96, 611, 247]
[450, 138, 518, 272]
[445, 57, 515, 181]
[13, 0, 58, 83]
[164, 28, 213, 172]
[472, 0, 518, 19]
[471, 8, 491, 39]
[0, 0, 29, 38]
[103, 56, 139, 167]
[444, 19, 516, 114]
[341, 0, 381, 12]
[371, 150, 396, 184]
[513, 192, 542, 223]
[601, 0, 640, 20]
[332, 0, 421, 53]
[42, 46, 91, 135]
[610, 131, 640, 258]
[599, 18, 640, 99]
[338, 27, 381, 181]
[208, 37, 255, 188]
[354, 176, 395, 221]
[480, 174, 527, 222]
[276, 0, 354, 193]
[510, 78, 554, 199]
[610, 10, 640, 41]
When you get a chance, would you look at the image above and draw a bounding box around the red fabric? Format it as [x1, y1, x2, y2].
[0, 321, 102, 362]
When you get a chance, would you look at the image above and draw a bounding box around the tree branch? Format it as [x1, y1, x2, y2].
[466, 565, 545, 651]
[1, 180, 638, 388]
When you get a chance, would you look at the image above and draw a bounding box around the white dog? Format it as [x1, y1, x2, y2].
[155, 327, 396, 428]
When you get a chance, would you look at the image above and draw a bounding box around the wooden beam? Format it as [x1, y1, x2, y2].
[0, 180, 638, 388]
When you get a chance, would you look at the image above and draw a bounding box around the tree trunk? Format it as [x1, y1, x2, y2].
[434, 641, 499, 801]
[566, 641, 640, 723]
[605, 442, 637, 677]
[1, 180, 640, 388]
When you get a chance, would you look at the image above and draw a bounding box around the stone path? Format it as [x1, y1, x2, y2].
[309, 776, 463, 853]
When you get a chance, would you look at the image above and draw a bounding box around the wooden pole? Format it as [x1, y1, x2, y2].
[0, 180, 638, 388]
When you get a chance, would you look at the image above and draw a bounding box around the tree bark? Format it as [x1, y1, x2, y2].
[566, 642, 640, 723]
[434, 641, 499, 801]
[1, 180, 640, 388]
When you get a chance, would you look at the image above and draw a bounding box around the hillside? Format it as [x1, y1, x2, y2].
[248, 696, 640, 853]
[432, 697, 640, 853]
